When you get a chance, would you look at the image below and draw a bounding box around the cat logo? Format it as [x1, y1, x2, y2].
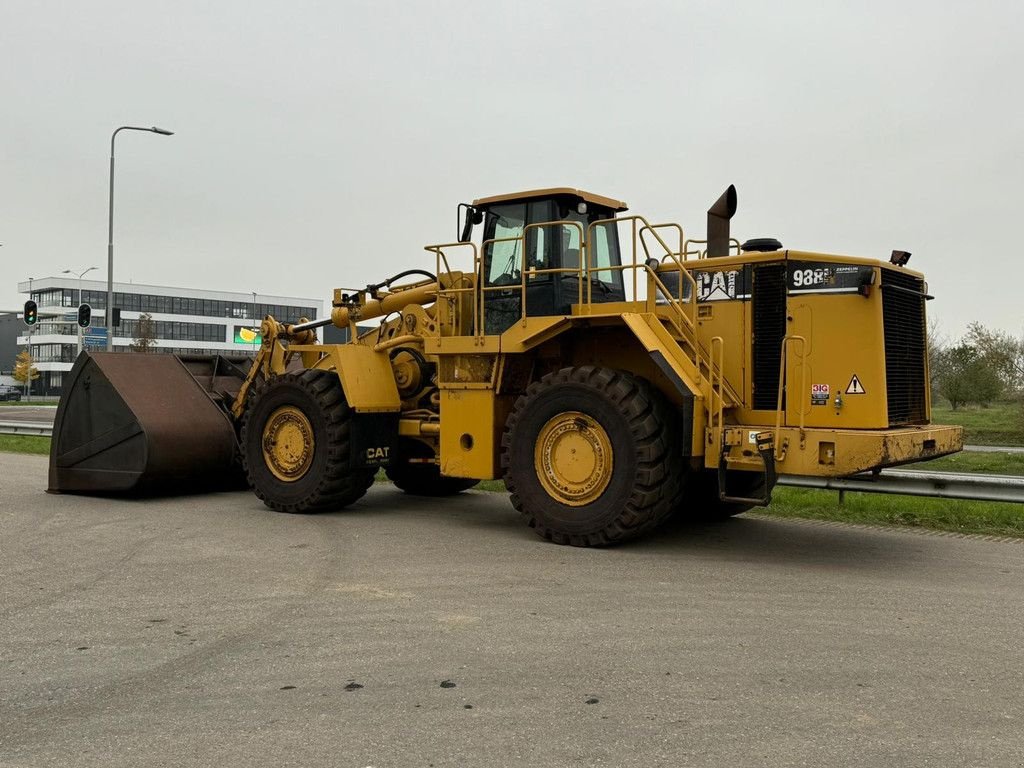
[366, 446, 390, 460]
[697, 269, 742, 301]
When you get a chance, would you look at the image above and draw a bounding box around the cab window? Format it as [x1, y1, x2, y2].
[560, 212, 623, 290]
[484, 201, 556, 285]
[484, 204, 526, 285]
[589, 220, 621, 287]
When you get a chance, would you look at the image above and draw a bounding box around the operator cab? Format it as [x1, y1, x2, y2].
[459, 188, 628, 334]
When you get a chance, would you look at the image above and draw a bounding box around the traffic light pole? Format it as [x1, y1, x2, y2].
[77, 282, 84, 356]
[26, 277, 33, 402]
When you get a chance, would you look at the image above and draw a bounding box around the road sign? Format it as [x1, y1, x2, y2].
[83, 328, 108, 348]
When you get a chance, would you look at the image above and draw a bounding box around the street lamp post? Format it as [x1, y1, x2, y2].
[106, 125, 174, 351]
[26, 276, 34, 401]
[62, 266, 98, 356]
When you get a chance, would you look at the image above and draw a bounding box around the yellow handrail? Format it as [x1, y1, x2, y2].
[681, 237, 743, 260]
[586, 215, 697, 323]
[710, 335, 725, 440]
[425, 240, 480, 337]
[775, 335, 807, 460]
[428, 214, 714, 358]
[640, 222, 684, 266]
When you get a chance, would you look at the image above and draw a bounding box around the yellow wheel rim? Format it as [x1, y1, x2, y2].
[534, 411, 613, 506]
[262, 405, 315, 482]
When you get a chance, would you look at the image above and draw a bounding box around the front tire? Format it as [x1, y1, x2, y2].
[240, 370, 374, 513]
[502, 366, 685, 547]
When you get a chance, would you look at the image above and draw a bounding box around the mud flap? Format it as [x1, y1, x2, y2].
[717, 431, 777, 506]
[349, 412, 399, 469]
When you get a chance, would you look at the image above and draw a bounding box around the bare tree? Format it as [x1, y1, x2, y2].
[130, 313, 158, 353]
[927, 317, 948, 400]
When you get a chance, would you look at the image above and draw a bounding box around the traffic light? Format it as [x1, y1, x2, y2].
[111, 307, 122, 327]
[23, 300, 37, 326]
[77, 303, 92, 328]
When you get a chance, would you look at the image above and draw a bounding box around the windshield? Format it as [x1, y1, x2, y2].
[484, 204, 526, 285]
[482, 200, 623, 291]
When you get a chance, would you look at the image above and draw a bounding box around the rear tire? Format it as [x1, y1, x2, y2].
[502, 366, 685, 547]
[241, 370, 374, 513]
[385, 438, 479, 496]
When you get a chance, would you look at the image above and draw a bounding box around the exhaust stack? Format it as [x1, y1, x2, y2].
[707, 185, 737, 257]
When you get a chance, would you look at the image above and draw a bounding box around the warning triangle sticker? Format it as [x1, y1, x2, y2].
[846, 374, 866, 395]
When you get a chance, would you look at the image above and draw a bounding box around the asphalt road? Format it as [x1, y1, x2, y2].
[0, 407, 57, 425]
[1, 453, 1022, 768]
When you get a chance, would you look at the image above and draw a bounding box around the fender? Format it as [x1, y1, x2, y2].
[313, 343, 401, 467]
[313, 343, 401, 412]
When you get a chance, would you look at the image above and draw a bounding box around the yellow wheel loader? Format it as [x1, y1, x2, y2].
[48, 185, 963, 546]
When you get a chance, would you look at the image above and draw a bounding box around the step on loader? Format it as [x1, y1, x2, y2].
[49, 185, 963, 545]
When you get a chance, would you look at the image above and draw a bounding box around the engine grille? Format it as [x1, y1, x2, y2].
[752, 264, 788, 410]
[881, 269, 927, 424]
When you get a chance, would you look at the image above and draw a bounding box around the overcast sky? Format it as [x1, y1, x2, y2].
[2, 0, 1022, 339]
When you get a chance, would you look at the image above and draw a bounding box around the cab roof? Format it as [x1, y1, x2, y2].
[472, 187, 629, 212]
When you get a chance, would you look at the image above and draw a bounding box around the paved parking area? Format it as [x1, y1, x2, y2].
[1, 453, 1022, 767]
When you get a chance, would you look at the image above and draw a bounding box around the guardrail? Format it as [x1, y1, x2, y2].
[778, 470, 1024, 504]
[0, 421, 53, 436]
[2, 421, 1023, 503]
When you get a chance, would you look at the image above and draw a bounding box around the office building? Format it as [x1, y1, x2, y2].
[16, 277, 322, 395]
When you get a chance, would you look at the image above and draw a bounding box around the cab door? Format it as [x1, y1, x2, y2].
[482, 201, 556, 334]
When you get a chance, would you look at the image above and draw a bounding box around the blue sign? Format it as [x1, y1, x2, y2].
[84, 328, 108, 347]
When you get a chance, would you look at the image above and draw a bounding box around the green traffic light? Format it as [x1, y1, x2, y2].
[23, 300, 37, 326]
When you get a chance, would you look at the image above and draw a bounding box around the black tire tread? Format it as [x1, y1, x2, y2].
[385, 438, 479, 496]
[240, 369, 374, 514]
[386, 469, 479, 497]
[501, 366, 685, 546]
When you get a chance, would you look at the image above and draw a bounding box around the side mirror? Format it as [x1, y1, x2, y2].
[458, 203, 483, 243]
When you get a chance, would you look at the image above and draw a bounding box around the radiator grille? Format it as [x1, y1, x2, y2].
[752, 264, 788, 410]
[881, 269, 927, 424]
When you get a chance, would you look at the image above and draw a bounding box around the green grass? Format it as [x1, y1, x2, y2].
[921, 451, 1024, 476]
[474, 479, 507, 492]
[0, 435, 51, 455]
[931, 401, 1024, 446]
[761, 486, 1024, 538]
[0, 400, 59, 406]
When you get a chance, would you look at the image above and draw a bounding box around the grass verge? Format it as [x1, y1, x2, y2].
[760, 486, 1024, 538]
[932, 401, 1024, 446]
[921, 451, 1024, 476]
[0, 435, 51, 455]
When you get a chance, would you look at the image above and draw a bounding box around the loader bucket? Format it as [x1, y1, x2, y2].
[48, 352, 250, 495]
